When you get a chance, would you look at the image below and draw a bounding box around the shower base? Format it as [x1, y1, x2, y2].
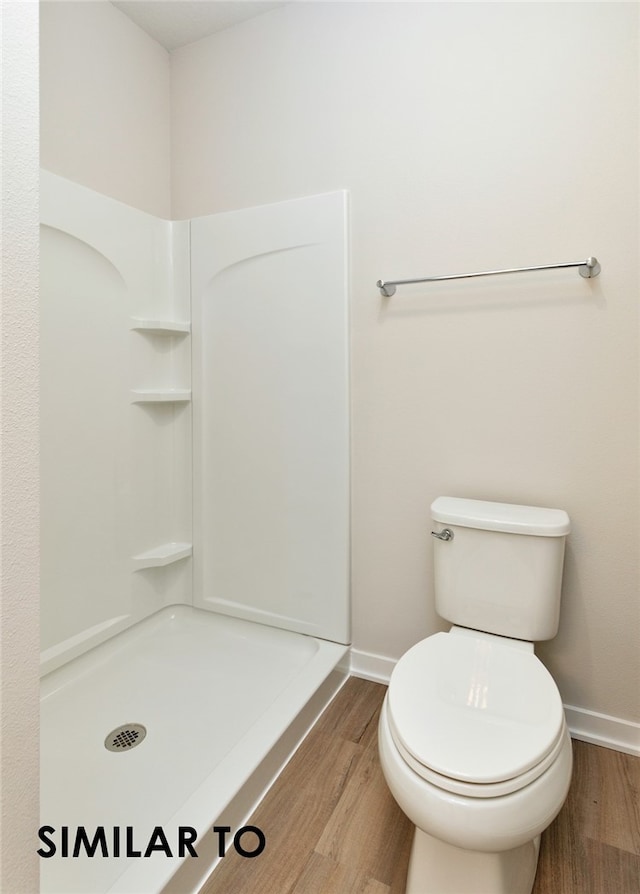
[40, 605, 349, 894]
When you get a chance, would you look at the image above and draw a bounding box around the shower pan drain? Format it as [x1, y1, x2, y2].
[104, 723, 147, 752]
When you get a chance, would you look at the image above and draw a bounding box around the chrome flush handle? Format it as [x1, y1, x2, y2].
[431, 528, 454, 542]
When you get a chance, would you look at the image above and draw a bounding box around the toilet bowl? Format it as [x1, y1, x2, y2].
[378, 497, 573, 894]
[379, 629, 573, 894]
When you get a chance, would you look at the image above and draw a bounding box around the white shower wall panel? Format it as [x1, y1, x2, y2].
[41, 174, 350, 672]
[40, 172, 192, 673]
[191, 192, 350, 644]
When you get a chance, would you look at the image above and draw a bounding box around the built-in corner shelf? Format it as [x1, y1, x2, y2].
[131, 389, 191, 404]
[130, 318, 190, 335]
[132, 541, 192, 571]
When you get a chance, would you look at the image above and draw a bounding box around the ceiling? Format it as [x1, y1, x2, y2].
[111, 1, 288, 51]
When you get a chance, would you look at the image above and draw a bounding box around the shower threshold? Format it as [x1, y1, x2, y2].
[40, 605, 349, 894]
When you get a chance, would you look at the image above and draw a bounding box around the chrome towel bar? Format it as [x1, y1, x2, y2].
[376, 257, 601, 297]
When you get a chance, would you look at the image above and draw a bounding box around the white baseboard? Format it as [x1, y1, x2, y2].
[349, 647, 396, 685]
[349, 648, 640, 758]
[563, 704, 640, 757]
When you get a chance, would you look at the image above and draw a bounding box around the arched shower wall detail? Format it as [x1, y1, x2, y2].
[40, 171, 192, 672]
[190, 191, 351, 645]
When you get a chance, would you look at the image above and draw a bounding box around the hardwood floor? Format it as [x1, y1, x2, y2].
[533, 724, 640, 894]
[199, 677, 640, 894]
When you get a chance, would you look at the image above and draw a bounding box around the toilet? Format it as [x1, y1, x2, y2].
[378, 497, 573, 894]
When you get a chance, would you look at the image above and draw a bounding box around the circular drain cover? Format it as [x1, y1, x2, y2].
[104, 723, 147, 752]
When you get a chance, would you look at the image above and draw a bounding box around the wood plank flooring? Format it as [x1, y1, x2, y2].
[199, 677, 640, 894]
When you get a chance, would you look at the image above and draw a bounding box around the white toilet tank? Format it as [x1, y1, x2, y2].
[431, 497, 571, 641]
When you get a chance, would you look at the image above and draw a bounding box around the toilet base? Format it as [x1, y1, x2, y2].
[406, 827, 541, 894]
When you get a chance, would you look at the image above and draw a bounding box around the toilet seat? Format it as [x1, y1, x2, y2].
[387, 630, 565, 798]
[388, 710, 567, 797]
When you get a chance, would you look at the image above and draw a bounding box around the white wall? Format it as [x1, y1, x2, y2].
[0, 2, 40, 890]
[38, 0, 640, 732]
[40, 0, 171, 217]
[171, 2, 640, 727]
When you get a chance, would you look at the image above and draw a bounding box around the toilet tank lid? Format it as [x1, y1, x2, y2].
[431, 497, 570, 536]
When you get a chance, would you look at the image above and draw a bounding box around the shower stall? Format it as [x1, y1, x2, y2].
[40, 171, 350, 894]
